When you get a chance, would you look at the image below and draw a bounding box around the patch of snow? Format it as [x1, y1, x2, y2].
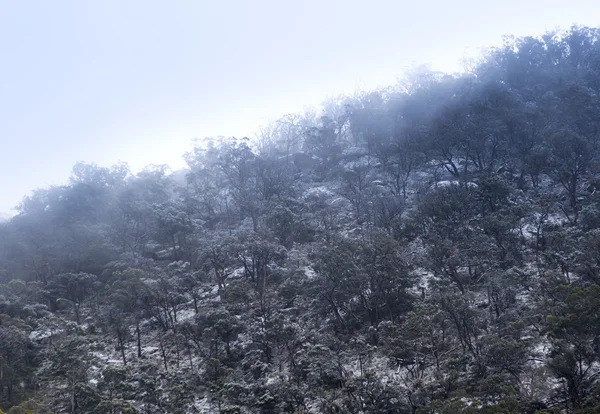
[531, 340, 551, 366]
[29, 328, 63, 341]
[342, 147, 368, 157]
[91, 351, 124, 366]
[303, 186, 335, 199]
[344, 156, 372, 169]
[546, 213, 566, 226]
[265, 376, 278, 385]
[329, 197, 351, 207]
[229, 267, 246, 280]
[302, 266, 317, 279]
[193, 397, 213, 413]
[410, 268, 434, 293]
[433, 180, 478, 189]
[177, 308, 196, 322]
[141, 346, 159, 356]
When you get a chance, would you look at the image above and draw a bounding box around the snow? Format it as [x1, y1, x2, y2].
[546, 213, 566, 226]
[177, 308, 196, 322]
[302, 266, 317, 279]
[142, 346, 159, 354]
[29, 328, 63, 341]
[229, 266, 246, 279]
[303, 186, 335, 199]
[91, 351, 124, 366]
[411, 268, 434, 292]
[433, 180, 478, 189]
[342, 146, 368, 157]
[193, 397, 213, 413]
[344, 156, 373, 169]
[531, 340, 551, 366]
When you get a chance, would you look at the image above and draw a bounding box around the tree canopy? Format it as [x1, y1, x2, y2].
[1, 25, 600, 413]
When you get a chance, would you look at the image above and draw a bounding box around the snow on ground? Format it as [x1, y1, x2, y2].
[302, 266, 317, 279]
[342, 146, 368, 157]
[177, 308, 196, 322]
[531, 339, 551, 366]
[29, 328, 63, 341]
[229, 266, 246, 280]
[302, 186, 336, 200]
[344, 155, 374, 169]
[433, 180, 478, 189]
[91, 351, 124, 366]
[193, 397, 214, 413]
[546, 213, 567, 226]
[141, 346, 159, 354]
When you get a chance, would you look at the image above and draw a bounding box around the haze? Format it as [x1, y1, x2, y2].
[0, 0, 598, 218]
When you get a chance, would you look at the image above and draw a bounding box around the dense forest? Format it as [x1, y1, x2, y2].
[1, 26, 600, 414]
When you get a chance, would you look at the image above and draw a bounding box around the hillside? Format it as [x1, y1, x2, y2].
[1, 26, 600, 413]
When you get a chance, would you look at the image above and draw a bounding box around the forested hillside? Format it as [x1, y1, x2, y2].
[1, 26, 600, 413]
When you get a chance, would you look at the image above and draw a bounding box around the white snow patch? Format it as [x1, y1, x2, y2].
[29, 328, 63, 341]
[229, 267, 246, 279]
[303, 186, 335, 199]
[193, 397, 213, 413]
[433, 180, 478, 189]
[91, 351, 124, 366]
[410, 268, 434, 293]
[177, 308, 196, 322]
[302, 266, 317, 279]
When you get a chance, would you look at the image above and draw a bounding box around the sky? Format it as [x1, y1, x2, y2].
[0, 0, 598, 217]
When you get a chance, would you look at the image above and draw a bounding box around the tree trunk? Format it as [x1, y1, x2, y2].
[187, 343, 194, 370]
[70, 385, 76, 414]
[118, 330, 127, 365]
[160, 339, 168, 371]
[136, 322, 142, 358]
[74, 303, 81, 325]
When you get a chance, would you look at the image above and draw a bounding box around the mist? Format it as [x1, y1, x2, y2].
[1, 0, 598, 216]
[2, 2, 600, 413]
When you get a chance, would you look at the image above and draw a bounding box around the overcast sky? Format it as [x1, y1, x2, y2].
[0, 0, 598, 217]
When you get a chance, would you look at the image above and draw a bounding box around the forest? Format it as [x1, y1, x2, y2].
[1, 26, 600, 413]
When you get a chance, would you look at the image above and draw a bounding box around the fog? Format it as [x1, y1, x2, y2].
[2, 4, 600, 411]
[0, 0, 598, 216]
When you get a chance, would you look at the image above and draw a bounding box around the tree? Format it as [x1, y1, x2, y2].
[303, 116, 344, 175]
[93, 366, 137, 414]
[195, 306, 243, 359]
[100, 304, 130, 365]
[384, 137, 425, 199]
[216, 138, 261, 231]
[231, 231, 286, 292]
[264, 198, 313, 248]
[109, 189, 153, 259]
[45, 272, 98, 324]
[339, 163, 374, 222]
[108, 270, 148, 358]
[0, 315, 33, 405]
[548, 131, 594, 223]
[169, 261, 206, 314]
[275, 113, 304, 158]
[184, 140, 231, 229]
[312, 235, 413, 334]
[193, 234, 235, 293]
[41, 337, 94, 414]
[547, 285, 600, 411]
[152, 201, 194, 261]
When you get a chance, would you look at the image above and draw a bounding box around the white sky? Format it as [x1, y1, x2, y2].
[0, 0, 599, 216]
